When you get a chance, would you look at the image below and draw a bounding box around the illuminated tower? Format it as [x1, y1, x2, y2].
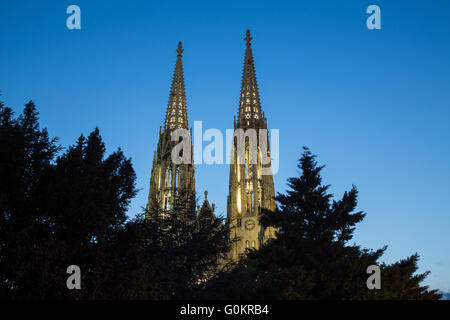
[147, 42, 195, 215]
[227, 30, 276, 261]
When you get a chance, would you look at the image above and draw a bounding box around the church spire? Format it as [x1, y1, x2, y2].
[164, 41, 188, 132]
[227, 30, 276, 262]
[147, 41, 196, 216]
[237, 30, 264, 129]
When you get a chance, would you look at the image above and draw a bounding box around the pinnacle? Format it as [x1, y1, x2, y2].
[164, 42, 189, 131]
[245, 29, 252, 46]
[237, 30, 264, 129]
[176, 41, 183, 57]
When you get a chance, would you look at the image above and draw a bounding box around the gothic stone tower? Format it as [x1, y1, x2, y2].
[227, 30, 277, 261]
[147, 42, 195, 215]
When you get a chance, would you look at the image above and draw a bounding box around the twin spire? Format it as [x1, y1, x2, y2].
[237, 30, 264, 129]
[164, 41, 188, 132]
[163, 30, 265, 132]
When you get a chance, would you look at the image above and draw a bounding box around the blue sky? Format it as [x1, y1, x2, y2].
[1, 0, 449, 292]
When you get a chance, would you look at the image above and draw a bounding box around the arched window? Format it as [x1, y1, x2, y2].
[165, 165, 172, 189]
[245, 148, 252, 179]
[174, 166, 180, 189]
[164, 192, 170, 211]
[164, 166, 173, 211]
[251, 240, 255, 248]
[245, 240, 250, 249]
[251, 191, 255, 212]
[258, 181, 262, 210]
[257, 148, 262, 179]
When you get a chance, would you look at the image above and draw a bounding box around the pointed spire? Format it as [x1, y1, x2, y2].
[199, 190, 215, 217]
[176, 41, 184, 57]
[237, 30, 263, 129]
[164, 41, 188, 132]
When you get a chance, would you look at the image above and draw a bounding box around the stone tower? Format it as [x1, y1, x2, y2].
[227, 30, 277, 261]
[147, 42, 195, 215]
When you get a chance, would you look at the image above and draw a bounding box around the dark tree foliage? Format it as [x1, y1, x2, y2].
[203, 147, 441, 300]
[0, 98, 234, 299]
[0, 101, 61, 298]
[370, 254, 442, 300]
[0, 97, 441, 300]
[0, 100, 137, 298]
[143, 192, 235, 299]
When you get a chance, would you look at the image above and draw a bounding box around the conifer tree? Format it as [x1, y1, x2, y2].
[0, 100, 60, 298]
[0, 100, 138, 299]
[142, 192, 234, 299]
[203, 147, 441, 300]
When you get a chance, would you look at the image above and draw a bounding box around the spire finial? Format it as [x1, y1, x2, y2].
[176, 41, 183, 57]
[204, 190, 208, 200]
[244, 29, 252, 46]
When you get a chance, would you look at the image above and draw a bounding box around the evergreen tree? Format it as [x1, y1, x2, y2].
[142, 192, 234, 299]
[0, 98, 235, 299]
[204, 147, 441, 300]
[40, 127, 137, 299]
[0, 100, 138, 299]
[1, 97, 441, 300]
[0, 100, 60, 298]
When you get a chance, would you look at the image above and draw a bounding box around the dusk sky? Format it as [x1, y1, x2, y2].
[1, 0, 449, 292]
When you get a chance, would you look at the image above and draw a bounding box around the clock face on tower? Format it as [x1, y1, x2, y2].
[244, 218, 256, 231]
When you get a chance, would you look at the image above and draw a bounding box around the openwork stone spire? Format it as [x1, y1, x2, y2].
[227, 30, 276, 262]
[147, 42, 195, 217]
[164, 41, 188, 131]
[237, 30, 264, 129]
